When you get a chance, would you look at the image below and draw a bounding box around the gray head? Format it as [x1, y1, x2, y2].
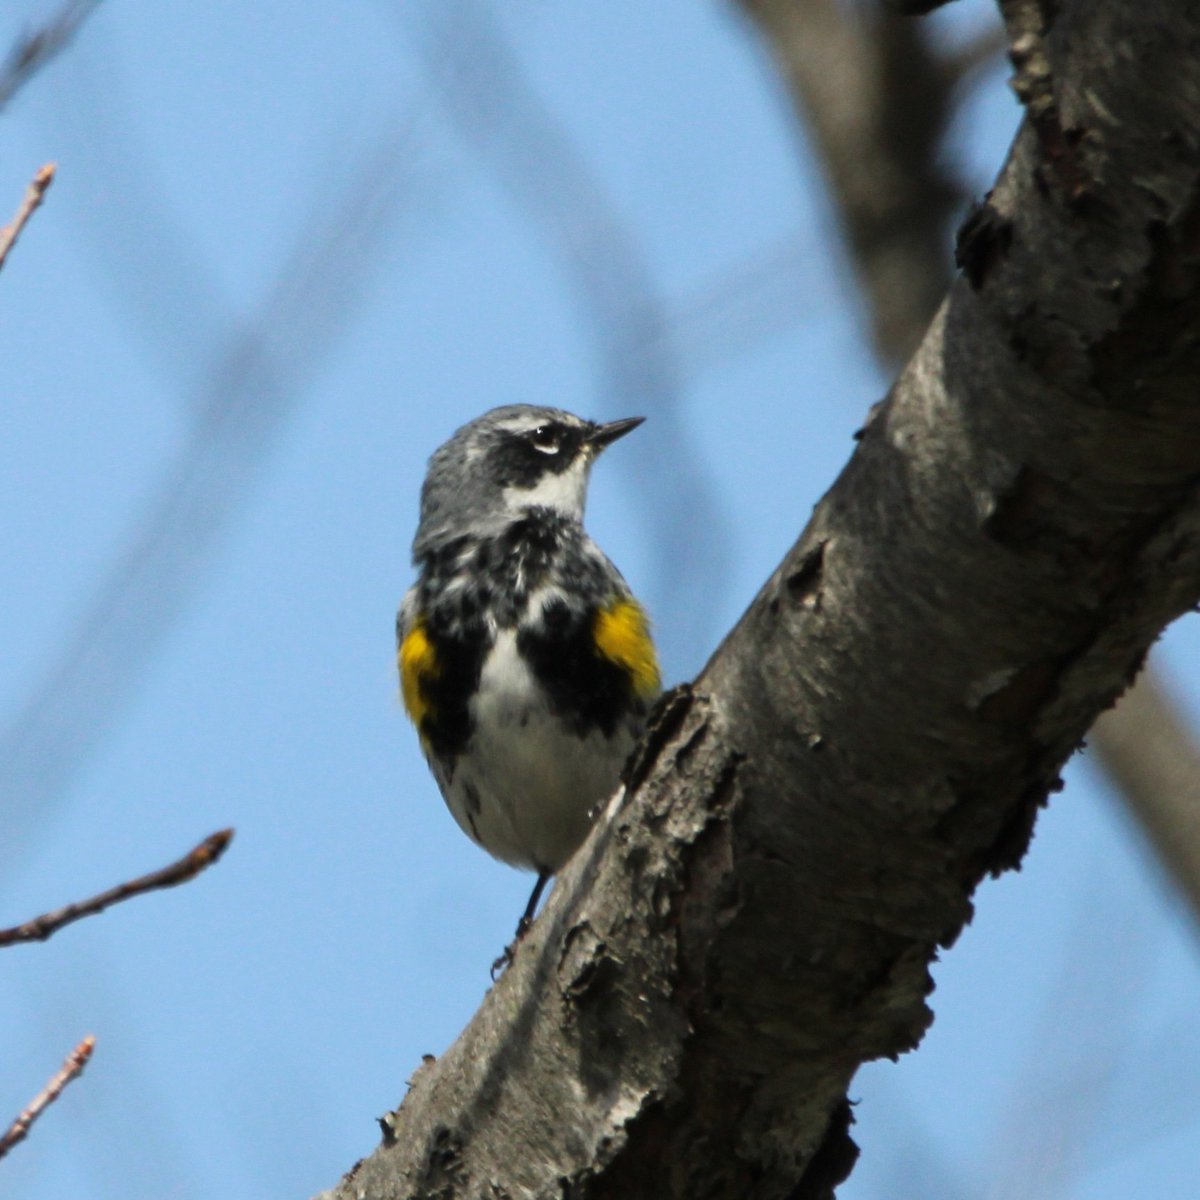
[413, 404, 643, 559]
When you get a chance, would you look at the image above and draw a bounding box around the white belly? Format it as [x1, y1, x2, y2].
[440, 630, 632, 871]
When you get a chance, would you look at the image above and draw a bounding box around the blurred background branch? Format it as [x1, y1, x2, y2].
[1092, 674, 1200, 921]
[0, 123, 421, 853]
[0, 0, 98, 111]
[736, 0, 964, 363]
[396, 0, 730, 653]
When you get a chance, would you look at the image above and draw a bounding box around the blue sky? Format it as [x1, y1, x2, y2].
[1, 3, 1197, 1197]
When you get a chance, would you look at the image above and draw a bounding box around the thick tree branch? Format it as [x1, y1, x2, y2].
[319, 2, 1200, 1196]
[742, 0, 1200, 930]
[0, 829, 233, 946]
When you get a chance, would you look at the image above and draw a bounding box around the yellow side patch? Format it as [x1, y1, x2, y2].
[398, 618, 439, 726]
[594, 598, 661, 699]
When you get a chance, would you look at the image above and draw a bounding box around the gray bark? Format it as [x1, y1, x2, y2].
[318, 2, 1200, 1196]
[740, 0, 1200, 934]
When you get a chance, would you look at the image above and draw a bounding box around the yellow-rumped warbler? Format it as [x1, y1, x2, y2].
[397, 405, 661, 944]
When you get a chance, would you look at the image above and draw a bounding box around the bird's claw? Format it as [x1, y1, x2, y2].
[490, 914, 534, 979]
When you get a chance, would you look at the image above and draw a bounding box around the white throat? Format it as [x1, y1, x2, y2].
[503, 457, 590, 520]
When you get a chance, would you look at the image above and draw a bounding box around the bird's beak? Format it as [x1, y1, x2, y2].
[588, 416, 645, 451]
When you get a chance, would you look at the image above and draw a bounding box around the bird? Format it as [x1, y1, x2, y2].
[396, 405, 661, 955]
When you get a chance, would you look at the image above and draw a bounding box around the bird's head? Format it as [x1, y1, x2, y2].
[413, 404, 643, 557]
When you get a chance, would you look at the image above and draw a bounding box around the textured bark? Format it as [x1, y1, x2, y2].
[317, 3, 1200, 1196]
[741, 0, 1200, 930]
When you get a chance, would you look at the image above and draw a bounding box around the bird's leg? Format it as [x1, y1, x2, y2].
[491, 869, 551, 978]
[516, 869, 550, 937]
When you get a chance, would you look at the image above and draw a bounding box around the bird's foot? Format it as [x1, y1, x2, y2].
[490, 914, 533, 979]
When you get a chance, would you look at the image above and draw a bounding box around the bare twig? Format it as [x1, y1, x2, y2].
[0, 0, 101, 111]
[0, 1035, 96, 1161]
[0, 163, 55, 273]
[0, 829, 233, 946]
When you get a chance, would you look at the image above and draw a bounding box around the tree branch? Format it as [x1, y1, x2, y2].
[319, 2, 1200, 1195]
[0, 162, 55, 273]
[0, 829, 233, 946]
[741, 0, 1200, 931]
[0, 1035, 95, 1161]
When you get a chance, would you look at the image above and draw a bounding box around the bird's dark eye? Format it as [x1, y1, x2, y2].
[529, 425, 562, 455]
